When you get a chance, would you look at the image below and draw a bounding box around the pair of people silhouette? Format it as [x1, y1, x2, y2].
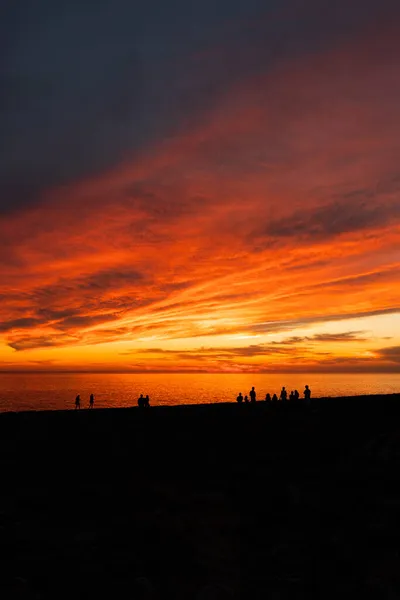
[236, 387, 256, 403]
[75, 393, 95, 409]
[138, 394, 150, 408]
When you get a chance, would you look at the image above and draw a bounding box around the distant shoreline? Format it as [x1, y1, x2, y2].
[0, 392, 399, 416]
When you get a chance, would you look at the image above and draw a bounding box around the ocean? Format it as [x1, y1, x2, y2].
[0, 372, 399, 412]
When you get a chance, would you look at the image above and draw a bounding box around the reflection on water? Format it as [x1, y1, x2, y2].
[0, 372, 399, 412]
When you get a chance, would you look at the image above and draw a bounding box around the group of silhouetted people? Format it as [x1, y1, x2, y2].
[74, 392, 152, 410]
[74, 386, 312, 410]
[138, 394, 150, 408]
[236, 385, 311, 405]
[236, 386, 257, 404]
[75, 394, 95, 409]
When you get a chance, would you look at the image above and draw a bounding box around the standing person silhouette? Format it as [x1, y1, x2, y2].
[89, 393, 94, 409]
[265, 393, 271, 403]
[138, 394, 144, 408]
[280, 387, 287, 403]
[75, 394, 81, 410]
[304, 385, 311, 406]
[145, 395, 150, 407]
[236, 392, 243, 403]
[249, 387, 256, 403]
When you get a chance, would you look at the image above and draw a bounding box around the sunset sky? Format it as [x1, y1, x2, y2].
[1, 0, 399, 373]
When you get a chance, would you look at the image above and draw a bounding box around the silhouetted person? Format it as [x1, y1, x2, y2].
[145, 394, 150, 407]
[138, 394, 144, 408]
[249, 387, 256, 403]
[304, 385, 311, 405]
[244, 395, 249, 403]
[265, 393, 271, 403]
[89, 393, 94, 408]
[280, 387, 287, 402]
[236, 392, 243, 403]
[272, 393, 278, 403]
[289, 390, 295, 401]
[294, 389, 300, 401]
[75, 394, 81, 410]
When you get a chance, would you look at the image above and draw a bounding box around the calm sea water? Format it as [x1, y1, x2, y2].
[0, 372, 399, 412]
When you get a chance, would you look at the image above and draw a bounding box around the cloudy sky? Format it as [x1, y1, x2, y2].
[1, 0, 399, 372]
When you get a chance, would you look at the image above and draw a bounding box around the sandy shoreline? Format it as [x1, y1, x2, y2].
[1, 392, 399, 416]
[1, 393, 400, 598]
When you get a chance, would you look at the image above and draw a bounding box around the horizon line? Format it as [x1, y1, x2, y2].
[0, 369, 399, 375]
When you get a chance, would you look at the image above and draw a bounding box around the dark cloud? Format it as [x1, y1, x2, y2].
[311, 331, 367, 342]
[376, 346, 400, 363]
[76, 269, 143, 291]
[28, 285, 150, 317]
[56, 313, 117, 330]
[273, 331, 368, 343]
[0, 0, 253, 212]
[263, 195, 400, 241]
[1, 0, 398, 213]
[0, 317, 44, 333]
[8, 333, 76, 351]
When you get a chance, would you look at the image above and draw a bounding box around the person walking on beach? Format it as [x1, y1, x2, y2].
[89, 393, 94, 409]
[75, 394, 81, 410]
[249, 387, 256, 403]
[280, 387, 287, 403]
[236, 392, 243, 403]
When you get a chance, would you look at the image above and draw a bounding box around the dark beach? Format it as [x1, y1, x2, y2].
[1, 394, 400, 599]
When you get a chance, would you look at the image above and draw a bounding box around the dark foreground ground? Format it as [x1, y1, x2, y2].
[1, 395, 400, 599]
